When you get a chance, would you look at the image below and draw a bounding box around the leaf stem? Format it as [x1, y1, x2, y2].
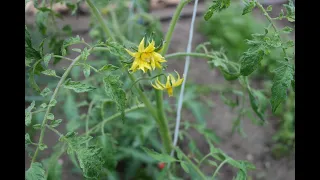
[86, 104, 146, 135]
[161, 0, 190, 55]
[212, 158, 230, 179]
[178, 148, 207, 180]
[31, 48, 92, 164]
[255, 1, 288, 58]
[85, 0, 115, 41]
[152, 0, 190, 155]
[198, 153, 212, 167]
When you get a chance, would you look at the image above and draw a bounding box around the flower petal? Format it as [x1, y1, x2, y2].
[169, 73, 176, 85]
[165, 76, 171, 88]
[150, 57, 156, 70]
[156, 78, 166, 89]
[167, 87, 173, 97]
[138, 37, 145, 52]
[125, 49, 136, 57]
[144, 40, 155, 52]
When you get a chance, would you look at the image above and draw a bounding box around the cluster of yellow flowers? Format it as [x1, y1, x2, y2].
[125, 38, 183, 97]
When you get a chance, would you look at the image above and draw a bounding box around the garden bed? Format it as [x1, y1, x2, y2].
[25, 1, 294, 179]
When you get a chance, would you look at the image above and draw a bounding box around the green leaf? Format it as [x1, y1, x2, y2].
[61, 35, 81, 56]
[25, 101, 35, 126]
[283, 0, 295, 22]
[39, 39, 45, 57]
[248, 89, 266, 121]
[227, 159, 242, 169]
[98, 134, 117, 170]
[291, 79, 295, 92]
[72, 48, 82, 53]
[28, 69, 41, 93]
[235, 169, 246, 180]
[266, 5, 272, 11]
[98, 64, 119, 72]
[25, 133, 32, 147]
[83, 64, 91, 78]
[204, 9, 214, 21]
[26, 162, 45, 180]
[36, 11, 48, 35]
[141, 147, 177, 163]
[50, 119, 63, 128]
[63, 78, 96, 93]
[81, 47, 90, 61]
[40, 87, 52, 97]
[49, 99, 57, 107]
[240, 48, 265, 76]
[175, 147, 183, 160]
[271, 64, 294, 112]
[207, 50, 240, 80]
[264, 33, 282, 48]
[39, 143, 48, 150]
[242, 1, 255, 15]
[40, 103, 47, 109]
[61, 134, 104, 179]
[204, 0, 231, 21]
[47, 113, 54, 120]
[62, 25, 73, 35]
[180, 162, 190, 173]
[103, 75, 126, 121]
[25, 26, 32, 48]
[282, 40, 294, 49]
[33, 124, 42, 129]
[282, 26, 293, 33]
[43, 54, 52, 67]
[208, 160, 218, 167]
[41, 69, 58, 77]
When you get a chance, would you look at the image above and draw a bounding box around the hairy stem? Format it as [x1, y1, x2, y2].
[255, 1, 288, 58]
[31, 50, 88, 164]
[152, 0, 190, 155]
[85, 0, 115, 41]
[212, 158, 230, 179]
[161, 0, 190, 55]
[86, 104, 146, 135]
[179, 148, 208, 179]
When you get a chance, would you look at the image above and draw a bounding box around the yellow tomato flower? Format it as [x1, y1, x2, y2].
[125, 38, 167, 73]
[151, 71, 184, 97]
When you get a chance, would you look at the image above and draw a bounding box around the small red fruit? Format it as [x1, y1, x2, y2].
[158, 162, 165, 170]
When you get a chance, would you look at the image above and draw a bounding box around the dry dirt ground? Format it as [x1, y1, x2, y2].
[25, 4, 295, 180]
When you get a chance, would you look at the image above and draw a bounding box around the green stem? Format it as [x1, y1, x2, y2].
[153, 0, 190, 154]
[31, 48, 91, 164]
[180, 149, 207, 180]
[85, 0, 115, 41]
[161, 0, 190, 56]
[32, 109, 46, 114]
[155, 90, 172, 153]
[212, 158, 230, 179]
[45, 124, 64, 137]
[86, 104, 146, 135]
[255, 1, 288, 58]
[198, 153, 212, 167]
